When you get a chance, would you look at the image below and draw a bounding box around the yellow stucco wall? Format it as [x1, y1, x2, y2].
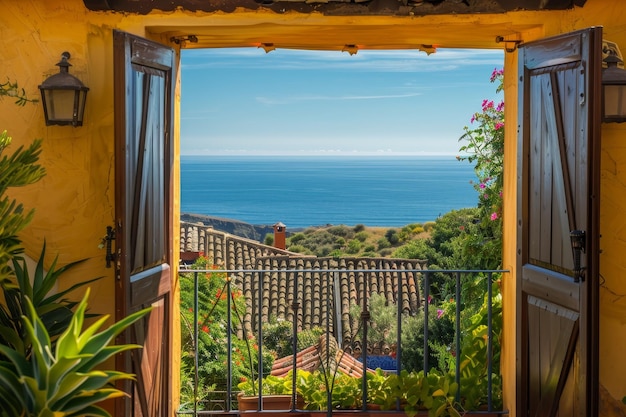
[3, 0, 626, 416]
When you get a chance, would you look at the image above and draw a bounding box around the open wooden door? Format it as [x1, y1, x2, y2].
[113, 30, 175, 417]
[516, 27, 601, 417]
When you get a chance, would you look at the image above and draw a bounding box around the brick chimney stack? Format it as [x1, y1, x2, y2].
[273, 222, 286, 250]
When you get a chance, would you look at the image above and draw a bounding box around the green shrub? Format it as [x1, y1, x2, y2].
[377, 237, 390, 250]
[287, 244, 314, 255]
[345, 239, 361, 254]
[355, 231, 368, 242]
[334, 237, 346, 248]
[327, 225, 353, 238]
[289, 233, 306, 244]
[385, 229, 400, 245]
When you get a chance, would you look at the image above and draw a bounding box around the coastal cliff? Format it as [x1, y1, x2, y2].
[181, 213, 277, 242]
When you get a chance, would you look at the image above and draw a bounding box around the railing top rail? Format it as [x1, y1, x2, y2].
[178, 267, 509, 274]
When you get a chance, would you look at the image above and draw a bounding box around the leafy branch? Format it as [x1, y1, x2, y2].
[0, 79, 38, 106]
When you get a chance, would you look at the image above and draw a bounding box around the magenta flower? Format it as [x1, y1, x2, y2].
[427, 295, 433, 304]
[437, 309, 444, 319]
[495, 122, 504, 130]
[490, 212, 499, 221]
[490, 68, 504, 82]
[479, 183, 486, 189]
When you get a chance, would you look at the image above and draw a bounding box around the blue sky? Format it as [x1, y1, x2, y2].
[180, 48, 504, 156]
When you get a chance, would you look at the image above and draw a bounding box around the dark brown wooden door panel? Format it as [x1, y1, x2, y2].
[517, 27, 601, 417]
[114, 29, 175, 417]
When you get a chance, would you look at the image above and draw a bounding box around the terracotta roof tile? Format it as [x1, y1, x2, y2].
[180, 222, 425, 354]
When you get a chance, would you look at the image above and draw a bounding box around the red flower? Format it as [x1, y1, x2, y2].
[202, 325, 209, 333]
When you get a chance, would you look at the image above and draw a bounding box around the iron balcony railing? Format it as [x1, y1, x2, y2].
[177, 267, 508, 416]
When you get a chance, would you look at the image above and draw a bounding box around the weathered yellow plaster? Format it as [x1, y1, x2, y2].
[3, 0, 626, 415]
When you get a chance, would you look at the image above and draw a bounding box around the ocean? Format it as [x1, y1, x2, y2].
[180, 156, 478, 228]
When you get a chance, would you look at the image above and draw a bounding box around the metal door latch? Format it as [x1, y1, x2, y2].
[103, 225, 116, 268]
[570, 230, 586, 282]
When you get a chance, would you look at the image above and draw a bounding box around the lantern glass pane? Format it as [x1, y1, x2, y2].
[43, 89, 77, 122]
[604, 84, 626, 120]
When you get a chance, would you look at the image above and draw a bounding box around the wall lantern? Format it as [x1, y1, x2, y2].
[38, 52, 89, 127]
[602, 52, 626, 123]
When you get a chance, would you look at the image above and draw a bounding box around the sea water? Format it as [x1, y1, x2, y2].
[181, 155, 477, 228]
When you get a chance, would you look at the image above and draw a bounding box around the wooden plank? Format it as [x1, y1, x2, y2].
[528, 74, 543, 262]
[534, 311, 578, 417]
[527, 297, 541, 417]
[522, 264, 579, 311]
[523, 32, 582, 70]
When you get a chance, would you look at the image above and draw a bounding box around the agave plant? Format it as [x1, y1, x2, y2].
[0, 288, 151, 417]
[0, 243, 99, 355]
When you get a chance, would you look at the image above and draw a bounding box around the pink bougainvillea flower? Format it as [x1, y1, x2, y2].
[479, 183, 486, 189]
[491, 212, 499, 221]
[495, 122, 504, 130]
[437, 309, 444, 319]
[490, 67, 504, 82]
[427, 295, 433, 304]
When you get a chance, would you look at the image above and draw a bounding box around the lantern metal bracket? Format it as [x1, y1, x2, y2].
[495, 36, 523, 53]
[170, 35, 198, 45]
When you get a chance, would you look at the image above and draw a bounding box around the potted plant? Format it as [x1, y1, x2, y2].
[237, 372, 302, 411]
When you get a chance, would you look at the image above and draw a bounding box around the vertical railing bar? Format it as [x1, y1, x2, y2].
[423, 271, 430, 375]
[257, 271, 264, 411]
[334, 270, 344, 348]
[194, 271, 199, 417]
[396, 267, 403, 374]
[291, 269, 300, 411]
[487, 272, 494, 411]
[360, 269, 369, 410]
[226, 276, 233, 412]
[352, 274, 367, 411]
[325, 268, 332, 417]
[394, 266, 403, 412]
[455, 272, 462, 403]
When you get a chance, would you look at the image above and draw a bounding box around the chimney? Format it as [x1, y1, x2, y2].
[273, 222, 286, 250]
